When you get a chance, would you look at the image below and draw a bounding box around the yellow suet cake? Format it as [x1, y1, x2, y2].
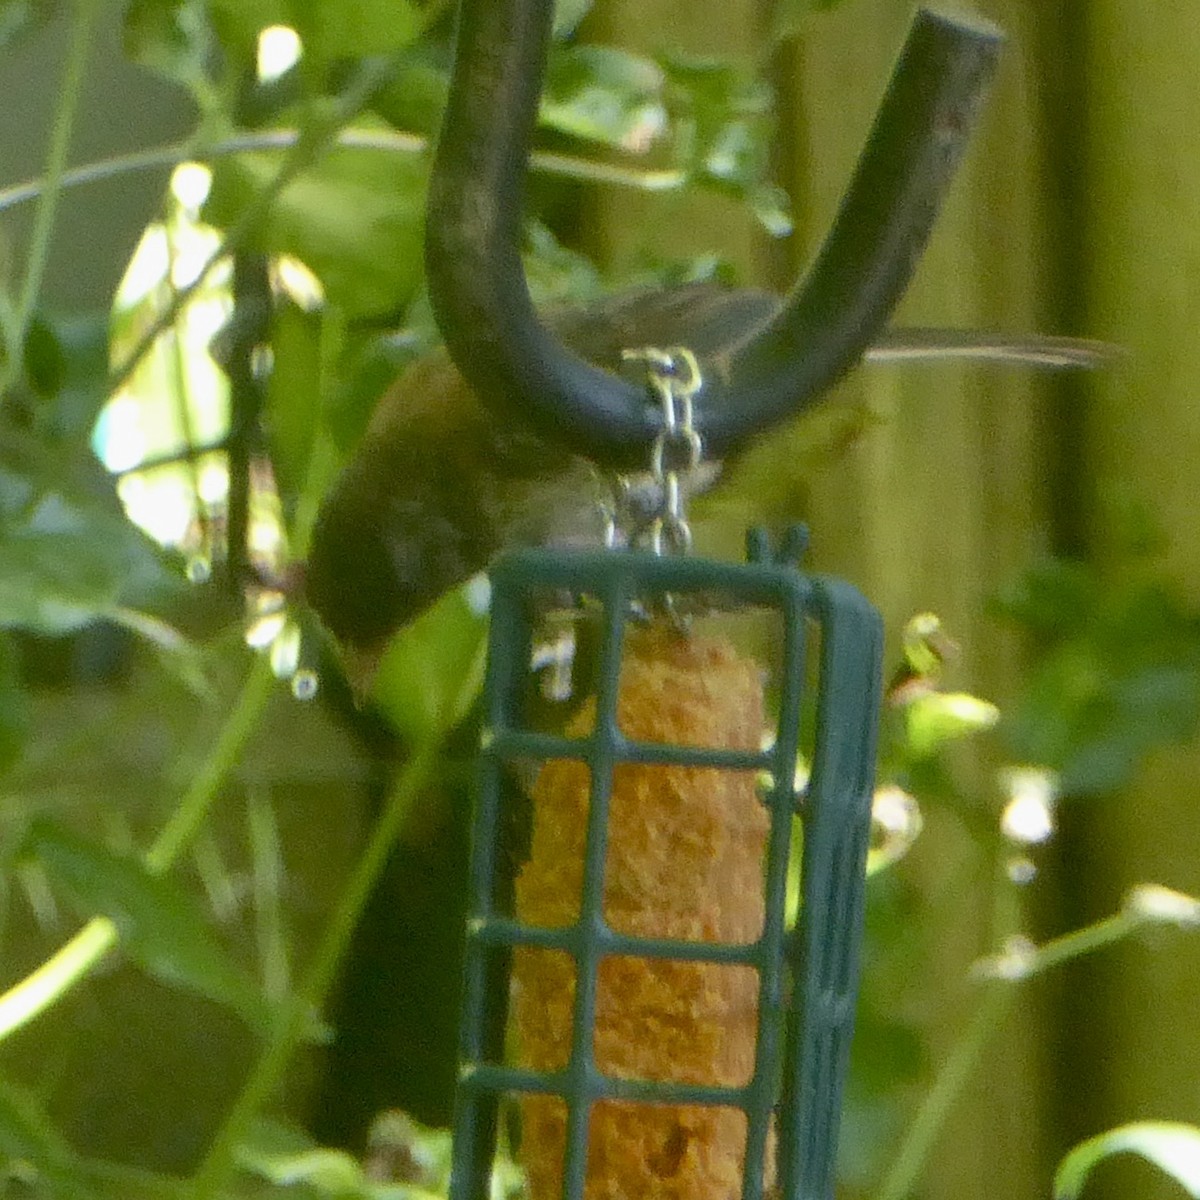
[513, 627, 771, 1200]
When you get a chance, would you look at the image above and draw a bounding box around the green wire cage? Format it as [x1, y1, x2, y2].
[449, 529, 883, 1200]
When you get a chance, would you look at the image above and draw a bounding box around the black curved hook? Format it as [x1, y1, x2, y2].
[425, 1, 1003, 469]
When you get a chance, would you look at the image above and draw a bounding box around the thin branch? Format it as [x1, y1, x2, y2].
[1, 0, 99, 396]
[0, 128, 685, 216]
[873, 887, 1200, 1200]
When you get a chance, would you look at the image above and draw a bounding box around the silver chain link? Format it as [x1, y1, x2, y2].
[619, 345, 703, 556]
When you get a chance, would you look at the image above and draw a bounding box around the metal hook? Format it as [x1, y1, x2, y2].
[425, 0, 1004, 469]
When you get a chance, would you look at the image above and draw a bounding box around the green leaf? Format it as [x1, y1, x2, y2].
[541, 45, 666, 151]
[369, 54, 449, 139]
[998, 555, 1200, 793]
[242, 1145, 364, 1192]
[22, 315, 65, 399]
[27, 821, 272, 1031]
[123, 0, 221, 101]
[553, 0, 593, 37]
[523, 220, 603, 310]
[322, 324, 426, 454]
[107, 607, 218, 703]
[291, 0, 424, 64]
[661, 54, 780, 213]
[0, 493, 177, 635]
[1056, 1122, 1200, 1199]
[0, 531, 122, 634]
[991, 557, 1100, 638]
[237, 1118, 376, 1197]
[371, 581, 488, 743]
[0, 631, 28, 774]
[903, 692, 999, 760]
[362, 1110, 453, 1191]
[265, 299, 323, 500]
[204, 0, 285, 50]
[0, 1074, 75, 1181]
[0, 0, 58, 51]
[204, 126, 429, 319]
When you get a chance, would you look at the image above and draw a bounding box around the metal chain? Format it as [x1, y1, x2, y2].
[618, 345, 704, 556]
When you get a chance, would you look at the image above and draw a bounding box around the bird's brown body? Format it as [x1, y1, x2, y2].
[304, 283, 777, 669]
[304, 280, 1111, 678]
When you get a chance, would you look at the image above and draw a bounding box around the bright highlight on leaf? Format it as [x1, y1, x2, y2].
[1124, 884, 1200, 928]
[257, 25, 302, 83]
[1055, 1122, 1200, 1199]
[904, 691, 1000, 759]
[1000, 766, 1058, 846]
[867, 785, 923, 875]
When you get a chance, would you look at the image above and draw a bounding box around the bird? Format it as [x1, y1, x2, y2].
[303, 280, 1112, 693]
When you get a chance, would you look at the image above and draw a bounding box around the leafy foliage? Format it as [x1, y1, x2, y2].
[993, 551, 1200, 794]
[1056, 1122, 1200, 1200]
[22, 820, 274, 1031]
[0, 0, 1194, 1198]
[0, 0, 797, 1193]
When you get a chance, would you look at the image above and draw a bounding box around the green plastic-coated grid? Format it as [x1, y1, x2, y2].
[449, 529, 883, 1200]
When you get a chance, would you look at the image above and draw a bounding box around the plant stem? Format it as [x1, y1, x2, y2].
[874, 982, 1014, 1200]
[1015, 911, 1135, 978]
[189, 735, 447, 1199]
[871, 887, 1192, 1200]
[145, 656, 276, 872]
[1, 0, 98, 396]
[0, 129, 686, 217]
[0, 656, 275, 1041]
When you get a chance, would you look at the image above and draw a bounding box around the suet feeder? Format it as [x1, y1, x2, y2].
[416, 2, 1008, 1199]
[453, 536, 882, 1200]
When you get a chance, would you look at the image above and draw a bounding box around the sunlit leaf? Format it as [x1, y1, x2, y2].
[237, 1118, 378, 1197]
[661, 54, 780, 218]
[748, 182, 793, 237]
[371, 581, 488, 743]
[243, 1145, 364, 1192]
[27, 821, 272, 1031]
[1056, 1122, 1200, 1199]
[866, 785, 922, 874]
[204, 127, 428, 319]
[553, 0, 593, 37]
[1125, 884, 1200, 928]
[903, 692, 999, 760]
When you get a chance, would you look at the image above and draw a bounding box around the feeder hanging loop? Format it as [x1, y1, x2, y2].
[620, 345, 703, 556]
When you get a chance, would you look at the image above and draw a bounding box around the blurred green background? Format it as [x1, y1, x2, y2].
[0, 1, 1197, 1199]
